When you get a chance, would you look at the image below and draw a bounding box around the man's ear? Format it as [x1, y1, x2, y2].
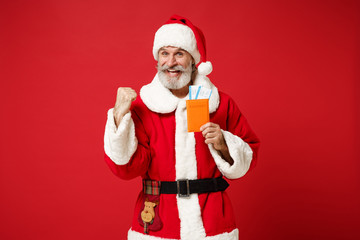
[192, 63, 197, 73]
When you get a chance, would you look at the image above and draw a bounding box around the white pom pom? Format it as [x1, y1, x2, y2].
[198, 61, 213, 75]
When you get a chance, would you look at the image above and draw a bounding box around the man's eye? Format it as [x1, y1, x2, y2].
[176, 52, 183, 56]
[161, 52, 168, 56]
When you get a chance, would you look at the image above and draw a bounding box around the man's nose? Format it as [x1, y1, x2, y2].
[166, 55, 177, 67]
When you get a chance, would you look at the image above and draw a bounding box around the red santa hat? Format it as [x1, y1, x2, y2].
[153, 15, 213, 76]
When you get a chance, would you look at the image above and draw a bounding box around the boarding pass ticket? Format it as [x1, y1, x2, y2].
[189, 85, 212, 100]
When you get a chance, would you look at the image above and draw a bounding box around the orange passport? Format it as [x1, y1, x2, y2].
[186, 99, 209, 132]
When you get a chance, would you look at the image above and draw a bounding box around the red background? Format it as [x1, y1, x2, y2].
[1, 0, 359, 239]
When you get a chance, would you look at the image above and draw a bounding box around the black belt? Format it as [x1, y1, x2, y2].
[143, 177, 229, 198]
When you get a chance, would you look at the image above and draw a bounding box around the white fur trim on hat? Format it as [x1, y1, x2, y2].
[153, 23, 201, 64]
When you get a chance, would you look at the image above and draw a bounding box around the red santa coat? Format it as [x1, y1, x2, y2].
[104, 73, 260, 240]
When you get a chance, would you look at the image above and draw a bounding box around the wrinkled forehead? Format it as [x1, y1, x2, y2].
[159, 46, 188, 52]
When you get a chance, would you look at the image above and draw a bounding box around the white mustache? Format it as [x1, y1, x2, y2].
[158, 65, 186, 72]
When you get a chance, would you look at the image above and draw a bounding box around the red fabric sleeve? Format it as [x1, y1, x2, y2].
[226, 95, 260, 172]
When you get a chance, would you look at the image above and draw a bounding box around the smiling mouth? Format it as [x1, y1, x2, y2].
[166, 69, 181, 77]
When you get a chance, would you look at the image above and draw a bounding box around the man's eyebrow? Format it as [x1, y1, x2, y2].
[159, 47, 184, 51]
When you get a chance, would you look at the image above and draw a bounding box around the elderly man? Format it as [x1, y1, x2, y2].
[104, 15, 260, 240]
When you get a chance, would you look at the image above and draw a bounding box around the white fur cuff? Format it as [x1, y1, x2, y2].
[127, 228, 239, 240]
[104, 108, 138, 165]
[208, 130, 253, 179]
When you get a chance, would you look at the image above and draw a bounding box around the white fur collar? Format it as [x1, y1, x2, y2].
[140, 73, 220, 114]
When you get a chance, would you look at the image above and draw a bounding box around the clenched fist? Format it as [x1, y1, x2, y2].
[113, 87, 137, 127]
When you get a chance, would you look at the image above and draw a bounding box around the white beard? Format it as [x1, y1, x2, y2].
[157, 62, 193, 90]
